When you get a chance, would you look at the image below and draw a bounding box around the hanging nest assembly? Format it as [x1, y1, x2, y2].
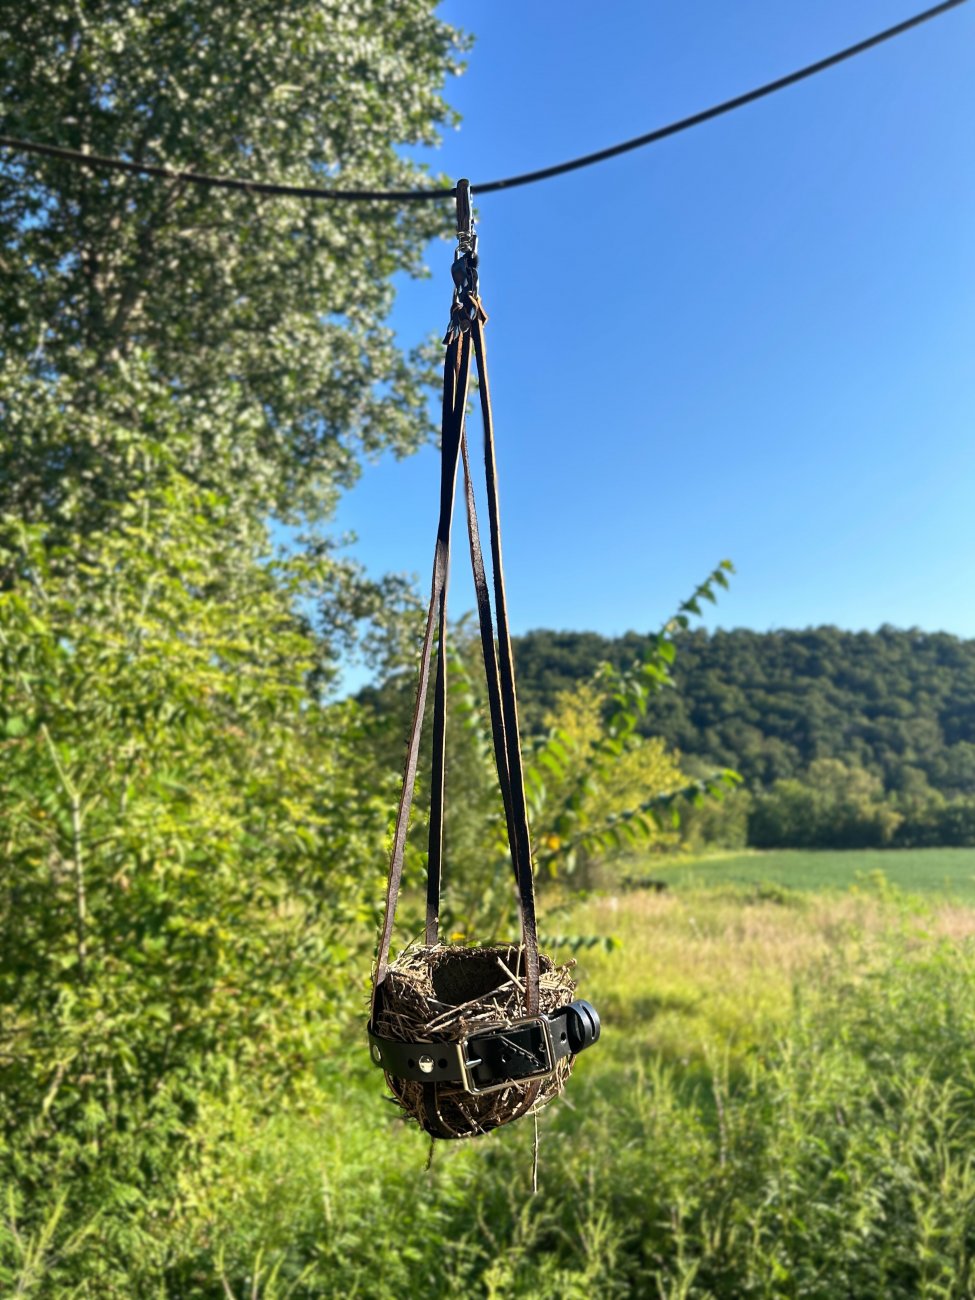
[371, 944, 598, 1138]
[367, 181, 600, 1140]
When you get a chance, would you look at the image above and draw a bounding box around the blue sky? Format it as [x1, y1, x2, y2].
[333, 1, 975, 659]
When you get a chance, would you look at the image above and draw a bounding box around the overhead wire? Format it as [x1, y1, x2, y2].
[0, 0, 969, 203]
[473, 0, 970, 194]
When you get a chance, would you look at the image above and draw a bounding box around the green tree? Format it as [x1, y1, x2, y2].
[0, 0, 464, 532]
[541, 680, 686, 838]
[0, 5, 469, 1287]
[749, 759, 903, 849]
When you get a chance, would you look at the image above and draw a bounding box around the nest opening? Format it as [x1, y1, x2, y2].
[374, 943, 577, 1140]
[430, 943, 523, 1004]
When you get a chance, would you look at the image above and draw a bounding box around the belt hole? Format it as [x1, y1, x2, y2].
[408, 1058, 415, 1069]
[438, 1058, 448, 1069]
[560, 1032, 567, 1043]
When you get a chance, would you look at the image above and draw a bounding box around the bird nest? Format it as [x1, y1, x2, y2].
[373, 943, 577, 1139]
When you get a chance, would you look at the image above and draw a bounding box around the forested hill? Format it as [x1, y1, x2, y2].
[513, 626, 975, 797]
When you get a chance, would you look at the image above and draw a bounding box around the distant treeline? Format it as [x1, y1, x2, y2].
[513, 626, 975, 849]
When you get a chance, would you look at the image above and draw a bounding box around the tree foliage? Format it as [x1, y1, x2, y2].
[521, 565, 739, 883]
[540, 681, 686, 851]
[749, 759, 904, 849]
[512, 625, 975, 801]
[0, 0, 465, 530]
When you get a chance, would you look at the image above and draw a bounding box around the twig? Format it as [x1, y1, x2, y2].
[40, 724, 87, 982]
[532, 1108, 540, 1194]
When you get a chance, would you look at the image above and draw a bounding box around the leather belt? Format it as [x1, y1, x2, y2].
[369, 999, 600, 1095]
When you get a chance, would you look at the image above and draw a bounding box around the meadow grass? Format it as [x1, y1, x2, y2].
[135, 881, 975, 1299]
[649, 846, 975, 900]
[574, 882, 975, 1062]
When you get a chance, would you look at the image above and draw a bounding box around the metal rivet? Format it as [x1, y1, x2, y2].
[419, 1054, 434, 1074]
[370, 1043, 382, 1065]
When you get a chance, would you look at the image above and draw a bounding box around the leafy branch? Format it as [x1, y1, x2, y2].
[534, 770, 742, 875]
[444, 561, 738, 895]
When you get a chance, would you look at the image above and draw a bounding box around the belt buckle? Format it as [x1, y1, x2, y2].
[459, 1015, 556, 1095]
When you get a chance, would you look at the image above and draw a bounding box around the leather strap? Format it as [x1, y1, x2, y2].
[371, 332, 467, 1006]
[460, 428, 518, 887]
[372, 283, 541, 1019]
[470, 309, 540, 1013]
[425, 330, 472, 944]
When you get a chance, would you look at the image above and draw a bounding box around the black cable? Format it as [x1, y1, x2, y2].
[473, 0, 971, 194]
[0, 0, 968, 203]
[0, 135, 442, 202]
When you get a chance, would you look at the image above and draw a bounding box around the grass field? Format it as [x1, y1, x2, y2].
[650, 845, 975, 900]
[157, 880, 975, 1298]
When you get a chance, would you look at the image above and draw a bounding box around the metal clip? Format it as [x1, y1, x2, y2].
[455, 178, 473, 252]
[452, 178, 478, 295]
[445, 177, 479, 341]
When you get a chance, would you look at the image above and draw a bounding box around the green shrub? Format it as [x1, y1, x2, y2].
[0, 472, 390, 1292]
